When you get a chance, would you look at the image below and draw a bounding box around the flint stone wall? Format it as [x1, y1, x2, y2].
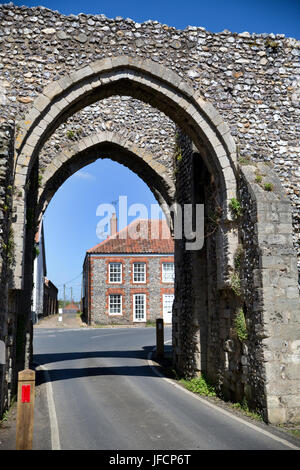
[239, 163, 300, 424]
[0, 122, 15, 417]
[0, 4, 299, 424]
[0, 3, 299, 267]
[173, 129, 300, 423]
[87, 255, 174, 325]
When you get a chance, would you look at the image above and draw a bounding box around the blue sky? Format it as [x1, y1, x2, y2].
[12, 0, 300, 38]
[10, 0, 299, 301]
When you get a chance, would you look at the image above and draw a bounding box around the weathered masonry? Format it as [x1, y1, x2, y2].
[0, 4, 299, 424]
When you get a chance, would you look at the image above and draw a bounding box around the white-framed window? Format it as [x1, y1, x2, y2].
[133, 293, 146, 322]
[109, 294, 122, 315]
[162, 262, 174, 283]
[109, 262, 122, 283]
[133, 262, 146, 283]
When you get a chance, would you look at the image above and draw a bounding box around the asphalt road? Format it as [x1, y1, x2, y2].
[33, 324, 299, 451]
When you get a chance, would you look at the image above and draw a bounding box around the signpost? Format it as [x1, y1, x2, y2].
[16, 369, 35, 450]
[156, 318, 164, 358]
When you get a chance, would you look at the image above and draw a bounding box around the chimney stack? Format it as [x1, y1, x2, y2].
[110, 212, 117, 238]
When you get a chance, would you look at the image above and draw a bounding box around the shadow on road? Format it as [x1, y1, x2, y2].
[34, 345, 172, 385]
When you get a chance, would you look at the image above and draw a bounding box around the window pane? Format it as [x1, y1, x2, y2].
[162, 263, 174, 282]
[109, 263, 122, 283]
[109, 294, 122, 315]
[133, 263, 146, 283]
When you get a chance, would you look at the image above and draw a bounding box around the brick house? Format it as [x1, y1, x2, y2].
[82, 217, 174, 325]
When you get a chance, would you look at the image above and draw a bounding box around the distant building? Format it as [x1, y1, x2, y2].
[44, 278, 58, 316]
[32, 220, 58, 322]
[62, 302, 80, 314]
[82, 217, 174, 325]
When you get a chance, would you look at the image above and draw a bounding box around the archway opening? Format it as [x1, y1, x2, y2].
[11, 59, 240, 411]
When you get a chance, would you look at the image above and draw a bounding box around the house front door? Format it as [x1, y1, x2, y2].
[163, 294, 174, 324]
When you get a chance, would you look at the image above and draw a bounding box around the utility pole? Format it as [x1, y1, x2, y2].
[63, 284, 66, 306]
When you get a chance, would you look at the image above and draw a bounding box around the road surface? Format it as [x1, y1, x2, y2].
[33, 323, 299, 451]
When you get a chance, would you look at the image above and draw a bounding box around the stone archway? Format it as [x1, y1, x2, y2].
[4, 55, 298, 426]
[13, 56, 238, 291]
[11, 54, 239, 399]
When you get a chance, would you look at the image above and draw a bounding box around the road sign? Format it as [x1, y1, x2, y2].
[21, 384, 31, 403]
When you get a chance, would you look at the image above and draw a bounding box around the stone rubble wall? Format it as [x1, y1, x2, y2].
[0, 4, 299, 424]
[40, 97, 176, 181]
[239, 162, 300, 423]
[0, 121, 15, 417]
[0, 2, 298, 266]
[174, 129, 300, 423]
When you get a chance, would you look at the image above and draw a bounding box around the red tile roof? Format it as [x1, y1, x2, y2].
[87, 219, 174, 254]
[63, 302, 80, 310]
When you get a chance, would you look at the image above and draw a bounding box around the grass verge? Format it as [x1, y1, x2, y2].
[153, 354, 264, 423]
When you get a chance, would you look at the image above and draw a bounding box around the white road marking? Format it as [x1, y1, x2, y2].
[90, 332, 132, 339]
[36, 364, 61, 450]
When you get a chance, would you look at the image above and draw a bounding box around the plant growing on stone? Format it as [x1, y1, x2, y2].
[265, 39, 279, 51]
[231, 397, 262, 421]
[66, 129, 76, 140]
[180, 375, 216, 397]
[230, 272, 241, 296]
[7, 227, 15, 266]
[234, 308, 248, 342]
[264, 182, 274, 191]
[255, 173, 263, 184]
[234, 244, 244, 271]
[173, 140, 183, 177]
[66, 127, 83, 140]
[229, 198, 242, 219]
[238, 156, 251, 165]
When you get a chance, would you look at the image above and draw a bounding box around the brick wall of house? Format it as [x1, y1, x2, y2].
[85, 254, 174, 325]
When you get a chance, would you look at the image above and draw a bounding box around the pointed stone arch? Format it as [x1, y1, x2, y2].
[15, 57, 237, 189]
[13, 56, 238, 289]
[36, 130, 175, 224]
